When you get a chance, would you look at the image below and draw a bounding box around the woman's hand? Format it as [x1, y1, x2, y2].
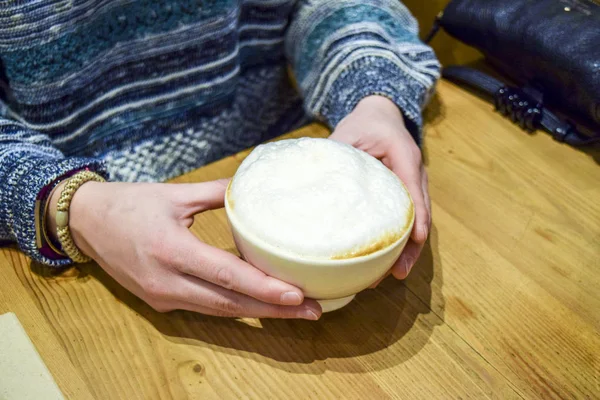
[47, 179, 321, 320]
[330, 95, 431, 283]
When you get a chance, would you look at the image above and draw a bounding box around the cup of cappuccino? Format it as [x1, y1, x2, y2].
[225, 137, 414, 312]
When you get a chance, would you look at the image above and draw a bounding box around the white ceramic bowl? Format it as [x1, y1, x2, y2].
[225, 183, 414, 312]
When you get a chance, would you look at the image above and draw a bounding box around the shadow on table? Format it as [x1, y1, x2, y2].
[421, 92, 446, 167]
[31, 226, 445, 374]
[424, 91, 446, 129]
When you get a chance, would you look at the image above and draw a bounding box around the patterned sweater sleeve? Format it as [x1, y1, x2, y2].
[0, 101, 106, 267]
[285, 0, 441, 144]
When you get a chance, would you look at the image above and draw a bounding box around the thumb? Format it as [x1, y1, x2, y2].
[328, 123, 359, 146]
[174, 178, 231, 215]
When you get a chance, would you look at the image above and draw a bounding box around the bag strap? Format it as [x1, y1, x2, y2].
[424, 18, 599, 147]
[424, 11, 444, 44]
[441, 66, 599, 146]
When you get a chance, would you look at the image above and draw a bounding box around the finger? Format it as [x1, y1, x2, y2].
[176, 299, 322, 320]
[328, 122, 359, 145]
[406, 178, 429, 245]
[386, 143, 429, 244]
[174, 274, 322, 320]
[369, 270, 391, 289]
[173, 232, 306, 306]
[391, 239, 424, 280]
[174, 179, 230, 214]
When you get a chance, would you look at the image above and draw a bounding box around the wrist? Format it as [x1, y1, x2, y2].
[68, 181, 102, 259]
[355, 95, 404, 120]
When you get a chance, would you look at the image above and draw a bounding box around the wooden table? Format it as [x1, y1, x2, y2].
[1, 80, 599, 399]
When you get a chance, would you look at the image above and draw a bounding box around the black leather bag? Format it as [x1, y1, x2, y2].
[426, 0, 600, 146]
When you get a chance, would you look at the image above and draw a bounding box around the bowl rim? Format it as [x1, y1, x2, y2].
[225, 181, 415, 266]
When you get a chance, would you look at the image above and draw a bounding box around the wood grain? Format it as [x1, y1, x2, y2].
[1, 79, 598, 399]
[0, 251, 95, 400]
[423, 81, 600, 399]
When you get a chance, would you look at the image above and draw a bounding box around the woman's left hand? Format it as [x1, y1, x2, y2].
[329, 95, 431, 284]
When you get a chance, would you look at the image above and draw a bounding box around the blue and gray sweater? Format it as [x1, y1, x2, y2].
[0, 0, 440, 266]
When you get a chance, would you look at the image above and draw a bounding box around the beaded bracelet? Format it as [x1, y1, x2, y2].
[42, 183, 66, 256]
[35, 168, 89, 260]
[55, 171, 105, 263]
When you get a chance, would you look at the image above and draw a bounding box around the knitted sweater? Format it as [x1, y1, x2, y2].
[0, 0, 440, 266]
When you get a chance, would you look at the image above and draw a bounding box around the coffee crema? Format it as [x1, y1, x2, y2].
[228, 138, 414, 260]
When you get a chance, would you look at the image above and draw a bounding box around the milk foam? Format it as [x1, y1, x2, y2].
[229, 138, 413, 259]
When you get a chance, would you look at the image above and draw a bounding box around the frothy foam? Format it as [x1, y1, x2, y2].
[228, 138, 413, 259]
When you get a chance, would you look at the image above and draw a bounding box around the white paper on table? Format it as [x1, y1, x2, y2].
[0, 312, 65, 400]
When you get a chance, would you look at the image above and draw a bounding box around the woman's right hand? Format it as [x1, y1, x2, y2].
[47, 179, 321, 320]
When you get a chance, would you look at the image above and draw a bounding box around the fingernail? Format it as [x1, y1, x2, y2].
[280, 291, 302, 305]
[303, 309, 320, 321]
[420, 224, 429, 240]
[403, 257, 414, 277]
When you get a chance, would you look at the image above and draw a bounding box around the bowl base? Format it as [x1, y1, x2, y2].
[317, 295, 356, 313]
